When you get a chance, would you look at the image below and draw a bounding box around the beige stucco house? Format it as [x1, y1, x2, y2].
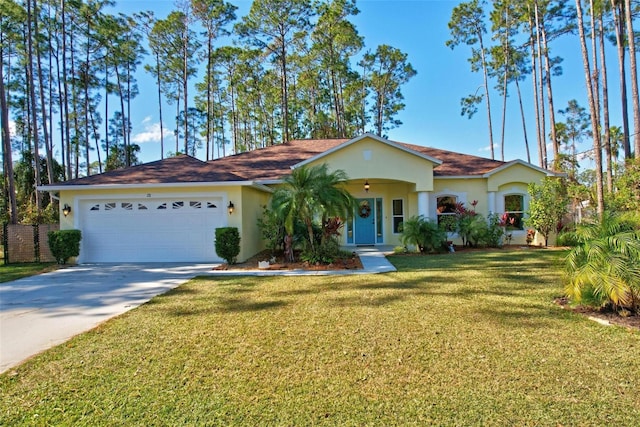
[42, 134, 556, 263]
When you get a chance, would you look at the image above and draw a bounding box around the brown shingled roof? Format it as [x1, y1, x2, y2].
[205, 138, 349, 180]
[49, 136, 509, 187]
[396, 142, 505, 176]
[55, 154, 244, 186]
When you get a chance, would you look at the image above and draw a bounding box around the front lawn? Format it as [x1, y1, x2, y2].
[1, 250, 638, 425]
[0, 263, 58, 283]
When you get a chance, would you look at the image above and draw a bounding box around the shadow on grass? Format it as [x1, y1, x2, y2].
[216, 297, 288, 313]
[178, 249, 566, 313]
[475, 304, 560, 329]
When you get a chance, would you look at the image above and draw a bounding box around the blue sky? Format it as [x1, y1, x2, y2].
[111, 0, 621, 167]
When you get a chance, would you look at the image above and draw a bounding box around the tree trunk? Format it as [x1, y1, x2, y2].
[26, 0, 42, 214]
[624, 0, 640, 157]
[478, 31, 495, 160]
[598, 10, 613, 192]
[611, 0, 632, 159]
[281, 37, 290, 143]
[534, 2, 548, 169]
[0, 63, 18, 224]
[575, 0, 605, 216]
[539, 5, 559, 167]
[60, 0, 72, 180]
[155, 52, 164, 159]
[528, 7, 544, 168]
[33, 0, 54, 185]
[515, 78, 532, 163]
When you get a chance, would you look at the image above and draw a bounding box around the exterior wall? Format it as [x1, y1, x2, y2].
[308, 137, 436, 191]
[240, 186, 271, 260]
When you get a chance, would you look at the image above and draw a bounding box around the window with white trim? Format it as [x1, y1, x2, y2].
[504, 194, 525, 230]
[437, 196, 457, 232]
[392, 199, 404, 234]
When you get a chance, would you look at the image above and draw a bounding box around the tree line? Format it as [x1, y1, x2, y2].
[1, 0, 416, 223]
[448, 0, 640, 216]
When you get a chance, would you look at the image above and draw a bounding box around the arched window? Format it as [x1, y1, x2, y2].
[437, 196, 457, 232]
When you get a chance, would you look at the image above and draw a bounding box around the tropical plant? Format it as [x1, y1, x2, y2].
[270, 163, 354, 261]
[484, 212, 505, 248]
[399, 215, 446, 253]
[526, 177, 569, 246]
[564, 211, 640, 314]
[256, 205, 285, 256]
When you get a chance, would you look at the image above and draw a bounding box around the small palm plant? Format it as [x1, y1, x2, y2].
[399, 215, 446, 253]
[271, 163, 355, 262]
[564, 212, 640, 314]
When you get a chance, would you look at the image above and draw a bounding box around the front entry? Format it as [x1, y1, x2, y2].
[355, 198, 376, 245]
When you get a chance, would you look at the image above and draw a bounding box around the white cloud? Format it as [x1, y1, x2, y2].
[478, 143, 499, 153]
[131, 118, 163, 144]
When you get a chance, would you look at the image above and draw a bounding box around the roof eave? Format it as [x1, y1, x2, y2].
[482, 159, 562, 177]
[293, 133, 444, 168]
[38, 180, 274, 193]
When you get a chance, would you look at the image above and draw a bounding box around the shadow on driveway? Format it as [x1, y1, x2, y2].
[0, 263, 214, 373]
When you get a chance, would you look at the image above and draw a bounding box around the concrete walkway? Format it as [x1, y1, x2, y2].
[0, 247, 396, 373]
[203, 246, 397, 276]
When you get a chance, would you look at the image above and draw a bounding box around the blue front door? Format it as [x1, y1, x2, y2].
[355, 198, 375, 245]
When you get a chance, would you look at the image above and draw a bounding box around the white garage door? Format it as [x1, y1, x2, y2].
[78, 198, 225, 263]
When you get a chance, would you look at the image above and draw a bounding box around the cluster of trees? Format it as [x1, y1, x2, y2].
[1, 0, 416, 224]
[448, 0, 640, 216]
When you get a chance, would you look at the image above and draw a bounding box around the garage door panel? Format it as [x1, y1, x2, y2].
[79, 198, 225, 263]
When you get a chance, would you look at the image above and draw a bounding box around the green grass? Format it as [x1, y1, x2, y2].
[1, 250, 639, 425]
[0, 263, 58, 283]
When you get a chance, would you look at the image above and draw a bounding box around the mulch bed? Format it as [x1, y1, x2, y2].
[554, 297, 640, 331]
[213, 249, 363, 271]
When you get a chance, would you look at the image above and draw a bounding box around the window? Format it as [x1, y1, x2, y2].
[190, 201, 202, 209]
[157, 203, 167, 210]
[90, 204, 100, 211]
[392, 199, 404, 234]
[504, 195, 525, 230]
[105, 202, 116, 211]
[206, 202, 217, 209]
[172, 201, 184, 209]
[121, 202, 133, 211]
[437, 196, 457, 232]
[138, 203, 148, 210]
[376, 198, 383, 242]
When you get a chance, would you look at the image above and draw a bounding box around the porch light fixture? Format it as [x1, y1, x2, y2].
[62, 204, 72, 217]
[364, 180, 370, 193]
[227, 201, 235, 214]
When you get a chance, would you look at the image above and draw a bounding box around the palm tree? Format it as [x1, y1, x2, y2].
[271, 163, 354, 256]
[564, 211, 640, 313]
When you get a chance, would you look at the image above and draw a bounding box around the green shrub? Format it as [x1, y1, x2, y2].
[483, 213, 505, 248]
[47, 229, 82, 264]
[399, 215, 446, 253]
[215, 227, 241, 265]
[301, 238, 341, 264]
[256, 206, 285, 255]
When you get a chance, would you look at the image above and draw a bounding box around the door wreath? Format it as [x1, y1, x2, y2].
[359, 201, 371, 218]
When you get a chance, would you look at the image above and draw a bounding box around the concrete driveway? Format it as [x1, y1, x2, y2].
[0, 263, 214, 373]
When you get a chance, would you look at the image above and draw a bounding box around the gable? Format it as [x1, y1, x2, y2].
[299, 135, 439, 191]
[485, 162, 550, 192]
